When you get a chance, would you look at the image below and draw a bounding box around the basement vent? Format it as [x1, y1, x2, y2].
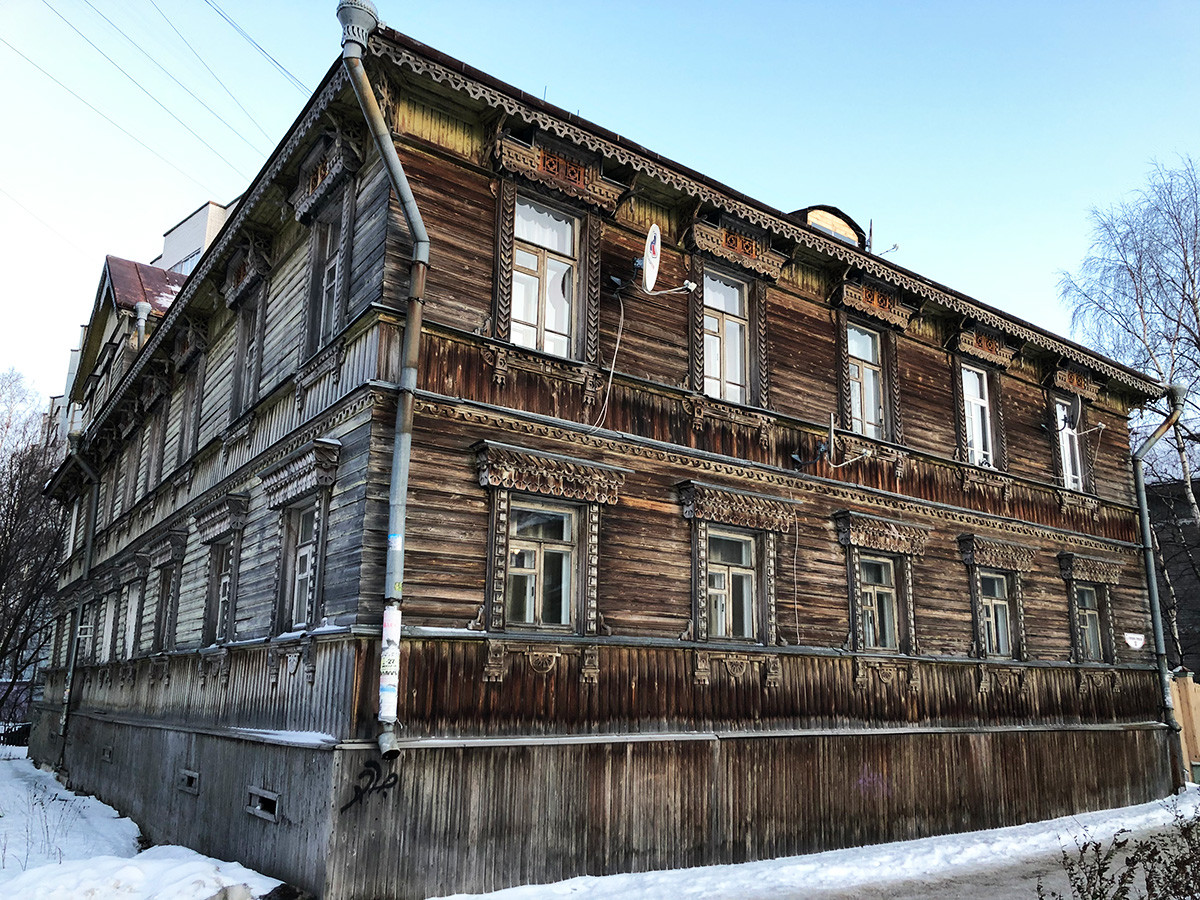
[100, 746, 113, 763]
[246, 786, 279, 823]
[177, 769, 200, 795]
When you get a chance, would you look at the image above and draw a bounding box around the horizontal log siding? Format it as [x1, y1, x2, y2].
[327, 727, 1171, 899]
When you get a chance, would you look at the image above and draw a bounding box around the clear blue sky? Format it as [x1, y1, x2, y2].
[1, 0, 1198, 400]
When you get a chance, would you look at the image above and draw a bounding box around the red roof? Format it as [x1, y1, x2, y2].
[105, 255, 185, 316]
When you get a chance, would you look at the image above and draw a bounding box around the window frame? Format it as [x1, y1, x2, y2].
[701, 270, 751, 404]
[705, 527, 760, 642]
[280, 501, 321, 634]
[504, 499, 580, 632]
[307, 208, 344, 356]
[1058, 552, 1119, 664]
[1054, 397, 1087, 492]
[1074, 583, 1107, 662]
[961, 363, 995, 468]
[858, 555, 900, 651]
[838, 312, 902, 444]
[510, 196, 579, 359]
[978, 569, 1014, 657]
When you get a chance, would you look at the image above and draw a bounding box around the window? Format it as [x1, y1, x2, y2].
[204, 542, 234, 646]
[1076, 584, 1105, 662]
[511, 197, 577, 357]
[702, 272, 749, 403]
[847, 324, 885, 438]
[176, 362, 203, 468]
[707, 531, 756, 639]
[152, 566, 174, 653]
[309, 216, 341, 352]
[506, 502, 576, 629]
[860, 557, 898, 650]
[1055, 399, 1085, 491]
[284, 505, 318, 632]
[979, 571, 1012, 657]
[962, 365, 994, 467]
[233, 299, 261, 418]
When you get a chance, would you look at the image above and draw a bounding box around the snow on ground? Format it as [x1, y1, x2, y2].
[1, 740, 1196, 900]
[438, 786, 1200, 900]
[0, 746, 281, 899]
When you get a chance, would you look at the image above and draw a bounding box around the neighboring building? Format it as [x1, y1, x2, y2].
[151, 200, 237, 277]
[34, 25, 1174, 900]
[1147, 478, 1200, 672]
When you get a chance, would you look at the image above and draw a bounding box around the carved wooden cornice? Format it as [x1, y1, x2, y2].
[1054, 367, 1100, 402]
[957, 329, 1017, 369]
[1057, 552, 1122, 585]
[118, 554, 150, 585]
[840, 281, 913, 329]
[957, 534, 1036, 572]
[686, 220, 786, 280]
[679, 481, 795, 533]
[221, 237, 272, 310]
[478, 344, 604, 406]
[261, 438, 341, 509]
[474, 440, 627, 505]
[364, 36, 1161, 398]
[194, 492, 250, 544]
[290, 124, 364, 225]
[146, 529, 188, 569]
[833, 509, 930, 556]
[495, 135, 622, 212]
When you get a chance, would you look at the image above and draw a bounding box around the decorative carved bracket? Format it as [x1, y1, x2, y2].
[837, 434, 908, 479]
[956, 329, 1017, 369]
[853, 657, 920, 694]
[290, 124, 365, 225]
[1057, 552, 1122, 585]
[481, 641, 597, 685]
[221, 236, 272, 309]
[840, 281, 913, 329]
[1058, 489, 1101, 519]
[1054, 367, 1100, 402]
[693, 650, 781, 687]
[957, 535, 1036, 572]
[194, 493, 250, 545]
[960, 466, 1013, 503]
[686, 219, 786, 280]
[679, 481, 795, 533]
[495, 134, 623, 212]
[261, 438, 341, 509]
[833, 510, 930, 557]
[474, 441, 627, 505]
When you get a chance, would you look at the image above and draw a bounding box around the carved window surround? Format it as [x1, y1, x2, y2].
[693, 649, 782, 688]
[170, 317, 209, 370]
[221, 238, 272, 310]
[950, 354, 1009, 472]
[194, 493, 250, 545]
[294, 337, 348, 415]
[956, 329, 1017, 369]
[853, 656, 921, 694]
[1053, 367, 1100, 402]
[836, 309, 905, 447]
[839, 281, 914, 330]
[479, 342, 604, 406]
[686, 259, 771, 408]
[475, 442, 627, 636]
[481, 640, 601, 685]
[833, 510, 928, 655]
[685, 219, 787, 281]
[957, 534, 1033, 661]
[262, 438, 341, 510]
[495, 134, 623, 212]
[680, 482, 792, 646]
[290, 125, 364, 226]
[1058, 552, 1121, 665]
[146, 528, 187, 654]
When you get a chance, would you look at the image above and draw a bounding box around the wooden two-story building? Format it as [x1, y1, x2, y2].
[34, 22, 1174, 899]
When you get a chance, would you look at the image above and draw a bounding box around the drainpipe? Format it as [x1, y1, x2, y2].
[133, 300, 152, 349]
[337, 0, 430, 760]
[57, 444, 100, 765]
[1133, 383, 1187, 791]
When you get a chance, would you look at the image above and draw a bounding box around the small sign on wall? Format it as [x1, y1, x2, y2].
[1125, 633, 1146, 650]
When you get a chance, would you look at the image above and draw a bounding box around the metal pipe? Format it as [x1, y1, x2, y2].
[133, 300, 152, 349]
[337, 0, 430, 758]
[1132, 382, 1187, 790]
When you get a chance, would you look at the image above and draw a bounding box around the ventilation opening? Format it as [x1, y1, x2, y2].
[100, 746, 113, 763]
[177, 769, 200, 795]
[246, 787, 279, 823]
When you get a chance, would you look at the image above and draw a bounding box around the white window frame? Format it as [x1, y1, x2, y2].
[311, 215, 341, 351]
[511, 196, 578, 358]
[705, 529, 758, 640]
[505, 500, 578, 631]
[962, 364, 994, 467]
[859, 556, 899, 650]
[702, 272, 750, 404]
[847, 324, 885, 439]
[287, 505, 318, 632]
[979, 570, 1013, 657]
[1056, 399, 1085, 491]
[1076, 583, 1105, 662]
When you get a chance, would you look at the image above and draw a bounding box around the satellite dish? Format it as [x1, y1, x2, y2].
[1068, 394, 1083, 430]
[642, 224, 661, 293]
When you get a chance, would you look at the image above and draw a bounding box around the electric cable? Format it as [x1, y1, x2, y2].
[585, 285, 626, 434]
[202, 0, 310, 94]
[80, 0, 268, 156]
[0, 36, 218, 195]
[40, 0, 250, 180]
[148, 0, 272, 141]
[0, 184, 88, 254]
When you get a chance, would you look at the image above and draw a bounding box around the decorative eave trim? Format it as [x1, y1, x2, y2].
[833, 509, 930, 556]
[365, 36, 1160, 397]
[957, 534, 1036, 572]
[473, 440, 627, 504]
[840, 281, 913, 329]
[495, 135, 623, 212]
[261, 438, 341, 509]
[686, 220, 786, 280]
[678, 481, 796, 533]
[1058, 551, 1122, 585]
[957, 330, 1017, 369]
[194, 492, 250, 544]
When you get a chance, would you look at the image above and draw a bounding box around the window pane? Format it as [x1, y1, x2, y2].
[847, 326, 879, 363]
[545, 259, 573, 333]
[981, 574, 1007, 599]
[993, 602, 1011, 656]
[543, 332, 569, 358]
[731, 572, 754, 638]
[511, 272, 540, 325]
[1076, 585, 1097, 610]
[876, 590, 897, 648]
[512, 508, 570, 541]
[709, 535, 752, 566]
[861, 559, 892, 586]
[506, 572, 533, 623]
[862, 606, 878, 648]
[704, 273, 745, 316]
[725, 321, 745, 388]
[299, 509, 316, 544]
[515, 199, 574, 254]
[511, 322, 537, 349]
[514, 247, 539, 271]
[862, 368, 882, 435]
[963, 367, 986, 401]
[708, 587, 726, 637]
[542, 549, 570, 625]
[704, 332, 722, 379]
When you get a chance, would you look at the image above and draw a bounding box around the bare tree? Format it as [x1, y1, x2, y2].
[1061, 156, 1200, 668]
[0, 369, 64, 722]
